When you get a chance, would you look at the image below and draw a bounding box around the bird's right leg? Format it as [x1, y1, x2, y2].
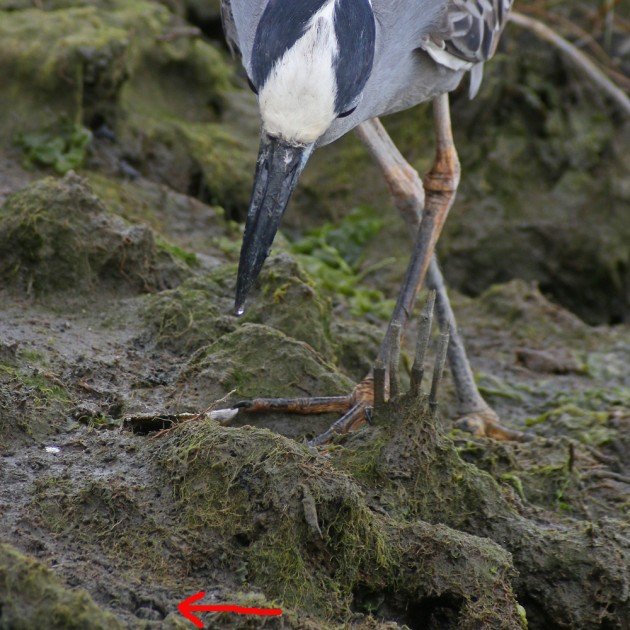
[362, 95, 460, 413]
[355, 115, 528, 441]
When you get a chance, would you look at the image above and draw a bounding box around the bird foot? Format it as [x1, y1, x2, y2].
[455, 408, 534, 442]
[210, 292, 451, 446]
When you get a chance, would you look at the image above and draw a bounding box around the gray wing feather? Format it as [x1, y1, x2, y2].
[422, 0, 513, 97]
[443, 0, 513, 64]
[219, 0, 267, 75]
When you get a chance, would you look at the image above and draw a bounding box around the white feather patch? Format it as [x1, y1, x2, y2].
[259, 0, 339, 145]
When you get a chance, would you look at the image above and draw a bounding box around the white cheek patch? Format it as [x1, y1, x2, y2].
[259, 0, 339, 145]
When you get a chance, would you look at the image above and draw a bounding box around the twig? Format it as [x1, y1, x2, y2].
[584, 469, 630, 485]
[509, 11, 630, 117]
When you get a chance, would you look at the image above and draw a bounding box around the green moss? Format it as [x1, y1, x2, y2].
[328, 429, 388, 484]
[154, 417, 523, 625]
[0, 0, 239, 225]
[0, 1, 171, 141]
[86, 171, 231, 257]
[473, 280, 587, 342]
[330, 320, 383, 382]
[526, 404, 615, 446]
[333, 394, 628, 629]
[499, 473, 526, 501]
[119, 34, 232, 123]
[0, 172, 188, 294]
[452, 431, 623, 518]
[119, 115, 254, 214]
[0, 543, 124, 629]
[475, 372, 528, 403]
[144, 276, 235, 354]
[155, 237, 199, 267]
[36, 479, 176, 576]
[16, 347, 46, 364]
[184, 323, 352, 402]
[156, 421, 388, 616]
[145, 255, 336, 357]
[242, 254, 335, 356]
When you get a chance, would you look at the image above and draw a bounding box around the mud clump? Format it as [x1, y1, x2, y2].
[0, 542, 123, 630]
[240, 254, 335, 357]
[144, 254, 334, 357]
[334, 395, 630, 629]
[144, 273, 237, 354]
[0, 172, 188, 295]
[0, 0, 251, 212]
[178, 323, 352, 439]
[0, 0, 171, 141]
[155, 415, 525, 628]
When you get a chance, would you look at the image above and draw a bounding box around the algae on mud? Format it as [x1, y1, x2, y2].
[154, 404, 525, 628]
[333, 395, 629, 629]
[0, 543, 124, 630]
[0, 172, 188, 294]
[0, 0, 629, 627]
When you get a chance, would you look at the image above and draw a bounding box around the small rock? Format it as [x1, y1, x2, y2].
[135, 605, 163, 621]
[516, 347, 584, 374]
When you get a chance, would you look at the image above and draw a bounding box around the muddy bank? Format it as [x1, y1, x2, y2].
[0, 0, 629, 628]
[0, 172, 628, 629]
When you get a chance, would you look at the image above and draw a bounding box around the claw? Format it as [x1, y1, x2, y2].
[233, 400, 252, 409]
[209, 408, 240, 424]
[388, 322, 403, 399]
[410, 290, 436, 397]
[429, 325, 450, 414]
[308, 402, 365, 447]
[364, 406, 374, 424]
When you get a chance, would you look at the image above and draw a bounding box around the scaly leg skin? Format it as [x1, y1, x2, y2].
[356, 110, 530, 441]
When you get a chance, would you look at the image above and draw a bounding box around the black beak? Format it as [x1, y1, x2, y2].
[235, 133, 313, 314]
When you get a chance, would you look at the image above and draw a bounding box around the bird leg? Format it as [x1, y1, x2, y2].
[356, 103, 529, 441]
[369, 93, 460, 407]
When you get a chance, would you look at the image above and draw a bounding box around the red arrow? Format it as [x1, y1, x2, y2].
[178, 591, 283, 628]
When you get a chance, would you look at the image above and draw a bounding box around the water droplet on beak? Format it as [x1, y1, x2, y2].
[235, 305, 245, 317]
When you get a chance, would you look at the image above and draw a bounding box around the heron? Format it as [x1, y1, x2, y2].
[217, 0, 526, 443]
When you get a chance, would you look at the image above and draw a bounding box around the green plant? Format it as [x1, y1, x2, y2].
[290, 206, 395, 318]
[17, 121, 92, 174]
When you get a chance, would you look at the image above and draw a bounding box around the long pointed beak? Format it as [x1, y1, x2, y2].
[235, 134, 313, 314]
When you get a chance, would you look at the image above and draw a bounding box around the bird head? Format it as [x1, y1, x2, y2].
[234, 0, 376, 314]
